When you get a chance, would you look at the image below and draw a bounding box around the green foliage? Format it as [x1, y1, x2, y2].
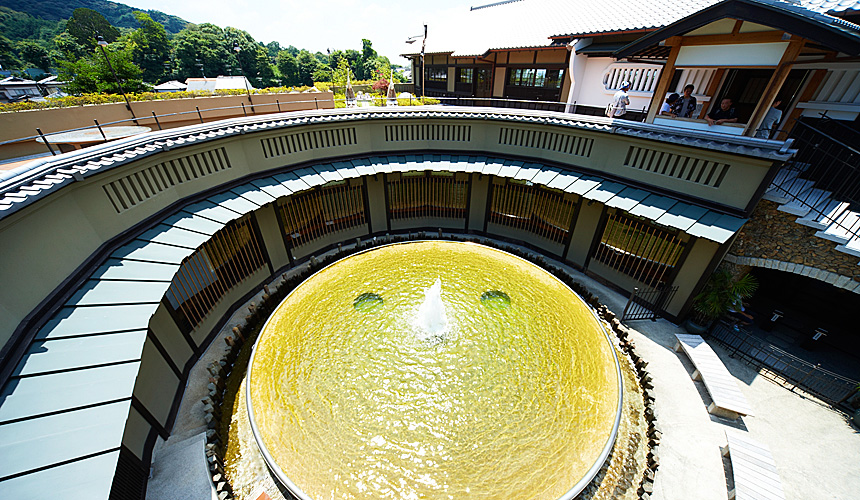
[0, 7, 62, 44]
[296, 49, 319, 86]
[0, 0, 188, 34]
[693, 270, 759, 321]
[67, 7, 119, 46]
[59, 43, 147, 94]
[0, 85, 323, 112]
[276, 50, 299, 86]
[53, 30, 87, 61]
[173, 23, 233, 79]
[125, 12, 169, 83]
[0, 34, 21, 70]
[16, 40, 52, 72]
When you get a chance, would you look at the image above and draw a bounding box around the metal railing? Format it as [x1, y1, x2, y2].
[770, 115, 860, 239]
[708, 320, 859, 411]
[621, 285, 679, 322]
[0, 96, 335, 156]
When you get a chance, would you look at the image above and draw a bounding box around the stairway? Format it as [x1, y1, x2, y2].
[763, 165, 860, 260]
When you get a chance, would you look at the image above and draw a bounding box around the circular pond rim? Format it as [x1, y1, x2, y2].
[245, 240, 624, 500]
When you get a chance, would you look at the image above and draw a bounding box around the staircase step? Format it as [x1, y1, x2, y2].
[778, 187, 832, 217]
[796, 200, 850, 230]
[763, 178, 816, 204]
[835, 235, 860, 258]
[815, 209, 860, 245]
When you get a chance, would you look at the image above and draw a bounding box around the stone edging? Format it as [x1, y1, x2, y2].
[199, 232, 660, 500]
[724, 253, 860, 294]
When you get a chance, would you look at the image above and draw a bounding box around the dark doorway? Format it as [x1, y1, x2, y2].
[713, 68, 773, 123]
[475, 68, 492, 98]
[746, 267, 860, 380]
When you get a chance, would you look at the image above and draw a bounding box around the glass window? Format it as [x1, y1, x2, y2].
[458, 68, 473, 83]
[427, 67, 447, 82]
[534, 69, 546, 87]
[507, 68, 565, 88]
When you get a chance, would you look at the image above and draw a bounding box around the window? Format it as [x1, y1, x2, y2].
[457, 68, 473, 84]
[278, 181, 367, 248]
[592, 211, 685, 287]
[507, 68, 564, 88]
[166, 216, 267, 329]
[388, 172, 468, 220]
[489, 180, 576, 244]
[426, 67, 447, 82]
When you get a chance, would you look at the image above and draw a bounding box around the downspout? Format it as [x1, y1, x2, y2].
[564, 38, 592, 113]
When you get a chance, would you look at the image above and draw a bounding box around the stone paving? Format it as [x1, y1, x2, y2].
[147, 239, 860, 500]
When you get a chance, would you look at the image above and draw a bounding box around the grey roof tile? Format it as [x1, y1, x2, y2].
[0, 400, 130, 479]
[14, 330, 146, 377]
[0, 449, 119, 500]
[35, 304, 158, 340]
[112, 240, 194, 265]
[67, 280, 169, 306]
[0, 363, 139, 424]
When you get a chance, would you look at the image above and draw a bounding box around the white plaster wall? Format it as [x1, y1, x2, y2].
[571, 57, 655, 112]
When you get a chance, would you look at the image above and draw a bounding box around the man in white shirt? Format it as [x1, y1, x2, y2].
[756, 99, 783, 139]
[609, 81, 630, 118]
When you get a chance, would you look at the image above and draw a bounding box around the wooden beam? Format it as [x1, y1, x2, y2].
[646, 43, 682, 123]
[782, 68, 827, 132]
[699, 68, 726, 119]
[732, 20, 743, 36]
[744, 39, 806, 137]
[680, 31, 788, 46]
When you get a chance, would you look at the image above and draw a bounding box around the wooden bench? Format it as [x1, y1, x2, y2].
[723, 431, 786, 500]
[674, 333, 754, 419]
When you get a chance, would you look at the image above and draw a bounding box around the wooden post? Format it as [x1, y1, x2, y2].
[698, 68, 725, 119]
[781, 68, 827, 133]
[645, 38, 682, 124]
[744, 38, 805, 137]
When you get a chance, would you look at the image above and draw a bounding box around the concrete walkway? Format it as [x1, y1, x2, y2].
[147, 240, 860, 500]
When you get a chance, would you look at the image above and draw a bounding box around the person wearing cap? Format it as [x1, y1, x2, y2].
[609, 81, 631, 118]
[660, 93, 680, 117]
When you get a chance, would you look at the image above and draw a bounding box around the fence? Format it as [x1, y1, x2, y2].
[621, 285, 679, 321]
[708, 320, 859, 411]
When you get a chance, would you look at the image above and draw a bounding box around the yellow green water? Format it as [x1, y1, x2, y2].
[249, 242, 619, 500]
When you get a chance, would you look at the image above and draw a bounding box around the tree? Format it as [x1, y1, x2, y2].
[265, 41, 281, 61]
[16, 40, 52, 72]
[277, 50, 299, 86]
[173, 23, 231, 80]
[126, 12, 170, 83]
[0, 35, 21, 70]
[66, 8, 119, 47]
[59, 44, 148, 94]
[53, 31, 87, 61]
[296, 50, 319, 86]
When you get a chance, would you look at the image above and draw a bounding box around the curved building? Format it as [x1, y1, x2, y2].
[0, 107, 792, 499]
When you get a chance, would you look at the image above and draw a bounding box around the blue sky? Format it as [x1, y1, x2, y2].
[123, 0, 474, 65]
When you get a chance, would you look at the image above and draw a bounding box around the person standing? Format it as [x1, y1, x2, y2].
[756, 99, 783, 139]
[608, 81, 630, 119]
[670, 84, 698, 118]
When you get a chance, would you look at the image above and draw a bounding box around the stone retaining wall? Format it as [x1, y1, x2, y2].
[727, 200, 860, 293]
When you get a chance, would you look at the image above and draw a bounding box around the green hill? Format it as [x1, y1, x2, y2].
[0, 0, 189, 34]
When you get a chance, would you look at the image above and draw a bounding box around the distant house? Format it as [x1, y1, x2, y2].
[0, 76, 67, 103]
[0, 77, 42, 103]
[153, 80, 188, 93]
[184, 76, 254, 93]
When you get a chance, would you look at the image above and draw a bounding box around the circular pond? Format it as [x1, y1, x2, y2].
[247, 241, 622, 499]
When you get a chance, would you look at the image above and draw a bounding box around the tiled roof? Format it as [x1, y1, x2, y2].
[802, 0, 860, 12]
[408, 0, 723, 56]
[0, 107, 794, 220]
[406, 0, 857, 57]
